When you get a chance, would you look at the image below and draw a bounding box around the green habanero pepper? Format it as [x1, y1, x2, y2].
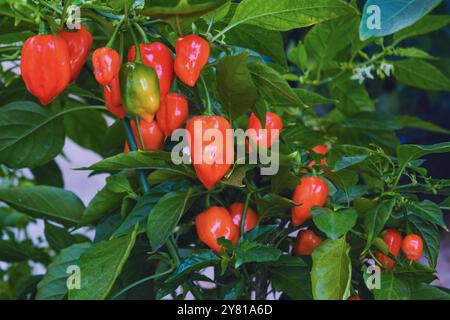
[119, 62, 160, 123]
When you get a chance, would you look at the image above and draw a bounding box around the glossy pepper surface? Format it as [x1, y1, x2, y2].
[401, 234, 423, 261]
[292, 177, 329, 227]
[156, 93, 188, 137]
[228, 202, 258, 233]
[375, 228, 402, 270]
[92, 47, 121, 85]
[246, 112, 283, 151]
[195, 206, 239, 253]
[124, 119, 164, 151]
[103, 76, 126, 118]
[186, 115, 233, 190]
[21, 34, 71, 105]
[174, 34, 210, 87]
[119, 62, 160, 123]
[128, 42, 174, 98]
[57, 26, 92, 82]
[294, 229, 322, 255]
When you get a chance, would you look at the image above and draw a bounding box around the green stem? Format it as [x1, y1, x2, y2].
[134, 116, 145, 149]
[128, 24, 142, 62]
[240, 193, 251, 237]
[106, 17, 125, 48]
[200, 76, 213, 115]
[39, 20, 47, 35]
[205, 192, 211, 208]
[133, 21, 149, 43]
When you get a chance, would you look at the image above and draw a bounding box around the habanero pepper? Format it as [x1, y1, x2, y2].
[21, 34, 71, 105]
[246, 112, 283, 151]
[103, 76, 126, 119]
[119, 62, 160, 123]
[128, 42, 174, 98]
[293, 229, 322, 256]
[374, 228, 402, 270]
[124, 119, 165, 151]
[228, 202, 258, 233]
[195, 206, 239, 253]
[92, 47, 121, 86]
[156, 93, 189, 137]
[174, 34, 210, 87]
[401, 234, 424, 261]
[292, 176, 329, 227]
[308, 145, 328, 168]
[186, 115, 234, 190]
[348, 295, 361, 300]
[57, 25, 93, 82]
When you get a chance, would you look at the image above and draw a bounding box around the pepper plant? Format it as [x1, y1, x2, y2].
[1, 0, 450, 300]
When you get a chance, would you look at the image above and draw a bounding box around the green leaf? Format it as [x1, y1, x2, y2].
[271, 266, 312, 300]
[392, 59, 450, 91]
[409, 215, 440, 268]
[256, 193, 298, 218]
[0, 30, 34, 44]
[397, 115, 450, 135]
[311, 237, 351, 300]
[216, 52, 258, 119]
[331, 78, 375, 115]
[312, 208, 357, 240]
[44, 222, 88, 252]
[364, 199, 395, 251]
[229, 0, 354, 31]
[359, 0, 441, 40]
[407, 200, 447, 231]
[410, 283, 450, 300]
[69, 231, 137, 300]
[147, 189, 194, 251]
[248, 61, 303, 107]
[63, 108, 107, 155]
[242, 224, 278, 242]
[394, 15, 450, 44]
[234, 241, 282, 268]
[141, 0, 227, 17]
[397, 142, 450, 173]
[31, 160, 64, 188]
[0, 101, 64, 168]
[167, 251, 221, 283]
[36, 243, 91, 300]
[327, 145, 372, 171]
[373, 273, 411, 300]
[226, 25, 287, 67]
[293, 89, 336, 107]
[0, 186, 84, 227]
[394, 47, 437, 60]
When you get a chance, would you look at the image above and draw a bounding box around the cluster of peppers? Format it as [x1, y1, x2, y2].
[20, 23, 424, 295]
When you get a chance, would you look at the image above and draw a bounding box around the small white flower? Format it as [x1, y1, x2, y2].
[350, 68, 365, 84]
[380, 62, 394, 77]
[362, 65, 375, 79]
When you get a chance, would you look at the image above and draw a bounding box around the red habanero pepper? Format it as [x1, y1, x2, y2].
[128, 42, 174, 98]
[348, 295, 361, 300]
[174, 34, 210, 87]
[195, 206, 239, 253]
[124, 119, 165, 152]
[308, 145, 328, 167]
[186, 116, 234, 190]
[57, 26, 93, 82]
[374, 228, 402, 270]
[228, 202, 258, 233]
[292, 177, 329, 227]
[92, 47, 121, 85]
[156, 93, 189, 137]
[401, 234, 424, 261]
[246, 112, 283, 151]
[21, 34, 71, 105]
[294, 229, 322, 256]
[103, 76, 126, 119]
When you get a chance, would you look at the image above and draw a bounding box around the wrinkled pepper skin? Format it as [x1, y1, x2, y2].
[294, 229, 322, 256]
[128, 42, 174, 98]
[186, 115, 233, 190]
[156, 93, 188, 137]
[246, 112, 283, 151]
[21, 35, 71, 105]
[103, 76, 126, 119]
[401, 234, 423, 261]
[57, 26, 92, 82]
[174, 34, 210, 87]
[195, 206, 239, 253]
[375, 228, 402, 270]
[93, 47, 121, 85]
[292, 177, 329, 227]
[124, 119, 165, 151]
[119, 62, 160, 123]
[228, 202, 258, 233]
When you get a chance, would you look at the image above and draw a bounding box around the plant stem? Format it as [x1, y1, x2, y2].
[133, 21, 149, 43]
[240, 193, 251, 237]
[106, 17, 125, 48]
[200, 76, 213, 115]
